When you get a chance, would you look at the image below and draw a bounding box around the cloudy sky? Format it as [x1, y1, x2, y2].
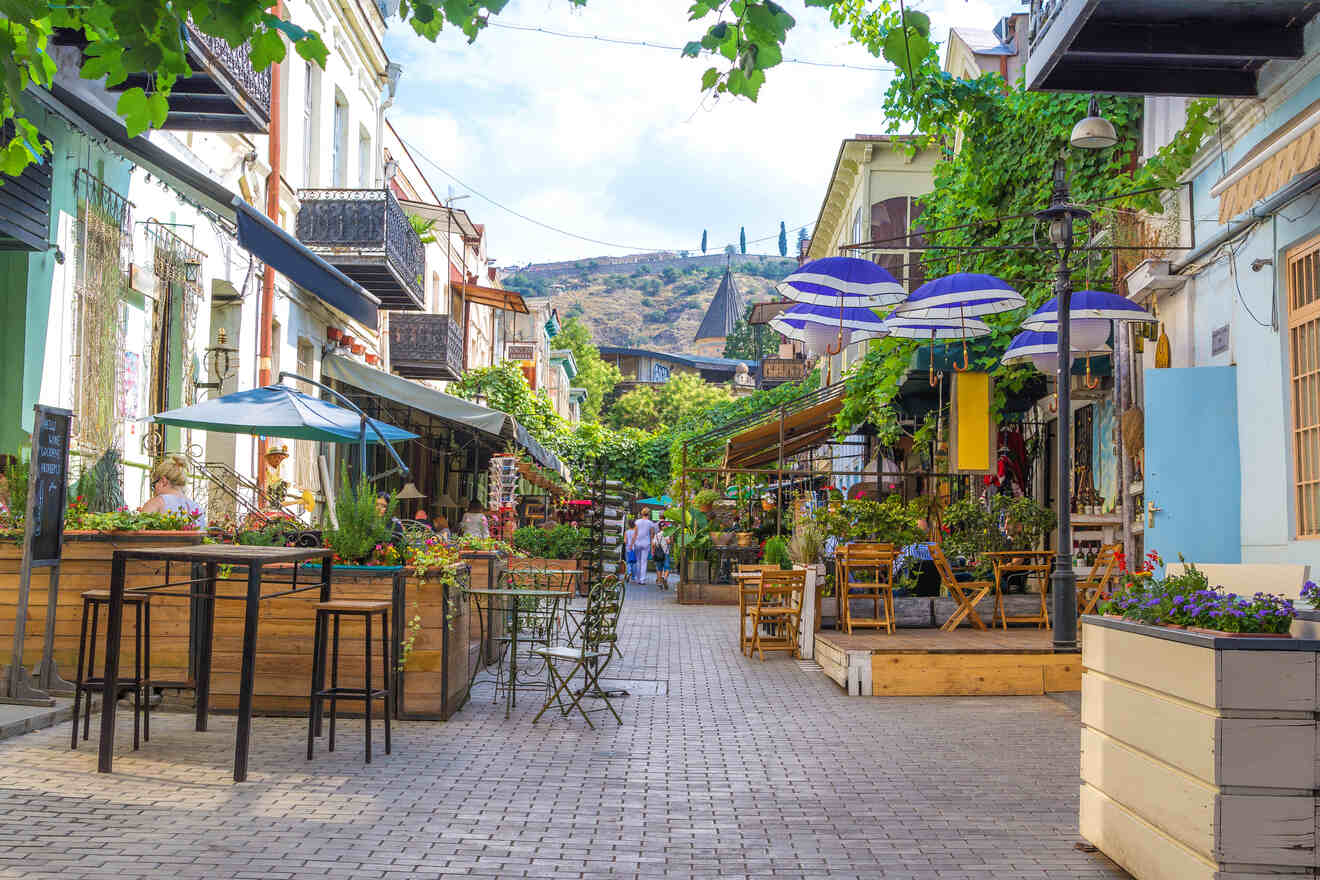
[384, 0, 1019, 267]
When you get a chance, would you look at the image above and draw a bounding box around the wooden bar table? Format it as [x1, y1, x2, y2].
[96, 544, 333, 782]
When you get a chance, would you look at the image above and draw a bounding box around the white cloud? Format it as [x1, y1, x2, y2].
[384, 0, 1020, 265]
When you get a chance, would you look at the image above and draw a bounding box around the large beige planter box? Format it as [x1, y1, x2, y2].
[1080, 617, 1320, 880]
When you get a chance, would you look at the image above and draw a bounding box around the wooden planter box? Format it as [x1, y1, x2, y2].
[0, 535, 472, 721]
[0, 531, 203, 688]
[1080, 617, 1320, 880]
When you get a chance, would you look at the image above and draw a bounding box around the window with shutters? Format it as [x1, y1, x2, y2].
[1287, 234, 1320, 536]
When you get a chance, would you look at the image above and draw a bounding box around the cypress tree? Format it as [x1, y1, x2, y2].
[739, 226, 746, 254]
[701, 229, 707, 253]
[777, 221, 787, 257]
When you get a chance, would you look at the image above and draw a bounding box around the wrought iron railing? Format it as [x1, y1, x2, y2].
[185, 22, 271, 122]
[296, 188, 425, 306]
[389, 313, 464, 381]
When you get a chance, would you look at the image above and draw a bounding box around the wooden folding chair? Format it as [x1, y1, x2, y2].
[747, 568, 806, 660]
[836, 543, 896, 634]
[1079, 543, 1122, 616]
[734, 564, 776, 656]
[931, 544, 993, 631]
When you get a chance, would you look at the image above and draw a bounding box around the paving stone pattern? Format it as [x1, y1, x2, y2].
[0, 580, 1127, 879]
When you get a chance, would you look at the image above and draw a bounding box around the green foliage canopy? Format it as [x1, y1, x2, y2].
[826, 8, 1215, 445]
[555, 317, 622, 421]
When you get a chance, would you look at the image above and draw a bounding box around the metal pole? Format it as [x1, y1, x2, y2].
[1048, 160, 1079, 652]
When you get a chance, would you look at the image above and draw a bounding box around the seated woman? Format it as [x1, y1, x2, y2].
[140, 454, 206, 529]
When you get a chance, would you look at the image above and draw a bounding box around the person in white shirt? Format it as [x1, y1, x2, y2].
[631, 508, 659, 585]
[459, 499, 490, 539]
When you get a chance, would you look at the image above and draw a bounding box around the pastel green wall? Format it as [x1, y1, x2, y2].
[0, 98, 132, 453]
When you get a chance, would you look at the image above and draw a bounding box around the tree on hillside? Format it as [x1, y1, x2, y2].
[739, 227, 747, 254]
[607, 372, 734, 432]
[701, 230, 708, 254]
[556, 317, 623, 422]
[778, 221, 788, 257]
[723, 303, 774, 360]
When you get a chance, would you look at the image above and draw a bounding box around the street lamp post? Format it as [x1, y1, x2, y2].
[1035, 158, 1092, 652]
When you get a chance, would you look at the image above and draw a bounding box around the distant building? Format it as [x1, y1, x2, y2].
[598, 346, 756, 400]
[692, 267, 743, 358]
[944, 13, 1029, 83]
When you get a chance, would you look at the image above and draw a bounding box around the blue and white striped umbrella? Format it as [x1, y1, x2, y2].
[777, 256, 907, 307]
[1020, 289, 1156, 328]
[1020, 289, 1155, 351]
[883, 315, 991, 340]
[1001, 329, 1110, 368]
[892, 272, 1025, 318]
[769, 303, 889, 355]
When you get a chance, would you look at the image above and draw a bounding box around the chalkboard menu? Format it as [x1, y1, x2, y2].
[27, 405, 72, 564]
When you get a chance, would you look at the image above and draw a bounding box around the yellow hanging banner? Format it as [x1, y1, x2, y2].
[951, 372, 996, 474]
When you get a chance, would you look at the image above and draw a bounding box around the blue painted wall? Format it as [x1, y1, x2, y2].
[1177, 70, 1320, 564]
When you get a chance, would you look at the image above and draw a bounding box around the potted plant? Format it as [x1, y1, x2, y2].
[1080, 554, 1314, 879]
[762, 536, 791, 570]
[692, 488, 718, 514]
[323, 466, 393, 564]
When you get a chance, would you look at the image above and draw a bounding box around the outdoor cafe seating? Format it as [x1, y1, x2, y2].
[835, 543, 896, 634]
[745, 568, 805, 660]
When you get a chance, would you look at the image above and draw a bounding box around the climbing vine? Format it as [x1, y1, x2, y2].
[828, 9, 1216, 442]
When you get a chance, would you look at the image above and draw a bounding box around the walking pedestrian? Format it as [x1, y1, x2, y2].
[624, 521, 638, 582]
[653, 526, 672, 589]
[632, 508, 658, 585]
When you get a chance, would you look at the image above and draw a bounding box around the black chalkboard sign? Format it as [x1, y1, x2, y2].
[27, 405, 72, 564]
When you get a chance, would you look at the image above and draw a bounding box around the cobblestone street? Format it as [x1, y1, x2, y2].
[0, 582, 1125, 879]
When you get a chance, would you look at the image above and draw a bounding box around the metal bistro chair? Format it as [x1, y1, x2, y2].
[494, 563, 567, 702]
[1079, 543, 1123, 616]
[532, 576, 624, 728]
[747, 568, 806, 660]
[836, 543, 896, 634]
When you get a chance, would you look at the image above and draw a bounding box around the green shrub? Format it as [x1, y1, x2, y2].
[512, 526, 549, 557]
[763, 536, 791, 569]
[325, 466, 393, 563]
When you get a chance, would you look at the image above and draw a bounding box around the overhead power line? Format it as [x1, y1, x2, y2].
[398, 133, 810, 257]
[487, 21, 895, 73]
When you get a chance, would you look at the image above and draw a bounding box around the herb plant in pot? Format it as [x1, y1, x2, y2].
[324, 467, 394, 564]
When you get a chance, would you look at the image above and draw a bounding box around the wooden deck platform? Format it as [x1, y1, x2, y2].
[814, 628, 1081, 697]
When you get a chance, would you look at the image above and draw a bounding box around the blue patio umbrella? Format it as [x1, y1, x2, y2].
[885, 315, 991, 383]
[1020, 289, 1156, 351]
[151, 384, 418, 444]
[777, 256, 907, 307]
[892, 272, 1025, 318]
[1001, 328, 1110, 374]
[768, 302, 890, 353]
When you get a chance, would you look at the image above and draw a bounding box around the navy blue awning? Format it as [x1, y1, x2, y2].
[233, 199, 379, 329]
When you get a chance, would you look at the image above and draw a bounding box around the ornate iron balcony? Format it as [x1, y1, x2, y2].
[296, 188, 426, 311]
[389, 313, 464, 381]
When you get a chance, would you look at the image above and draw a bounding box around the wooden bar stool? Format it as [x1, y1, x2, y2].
[306, 599, 392, 763]
[71, 590, 151, 752]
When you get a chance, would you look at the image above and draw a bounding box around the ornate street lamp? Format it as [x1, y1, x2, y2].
[1034, 157, 1093, 651]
